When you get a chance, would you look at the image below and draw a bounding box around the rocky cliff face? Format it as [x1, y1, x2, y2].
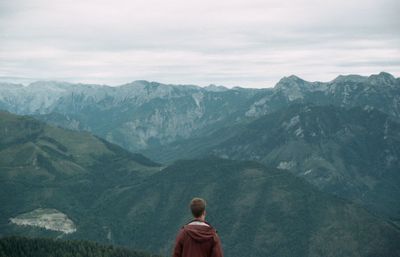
[0, 72, 398, 153]
[211, 105, 400, 219]
[143, 103, 400, 221]
[245, 72, 400, 119]
[10, 208, 76, 234]
[0, 81, 260, 152]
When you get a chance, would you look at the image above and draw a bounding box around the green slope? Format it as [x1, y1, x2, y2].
[0, 111, 161, 240]
[147, 104, 400, 222]
[213, 104, 400, 221]
[92, 158, 400, 257]
[1, 112, 400, 257]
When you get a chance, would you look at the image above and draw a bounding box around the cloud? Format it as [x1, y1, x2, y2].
[0, 0, 399, 87]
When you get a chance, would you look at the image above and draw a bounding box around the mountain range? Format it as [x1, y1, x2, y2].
[0, 111, 160, 239]
[1, 72, 399, 155]
[1, 72, 400, 256]
[1, 72, 399, 218]
[0, 111, 399, 257]
[149, 104, 400, 222]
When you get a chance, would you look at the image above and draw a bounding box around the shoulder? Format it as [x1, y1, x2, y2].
[206, 223, 218, 234]
[211, 227, 221, 242]
[179, 226, 187, 233]
[176, 227, 187, 238]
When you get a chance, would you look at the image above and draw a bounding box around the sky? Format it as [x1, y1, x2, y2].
[0, 0, 399, 88]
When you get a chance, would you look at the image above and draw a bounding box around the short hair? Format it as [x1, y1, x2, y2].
[190, 198, 206, 218]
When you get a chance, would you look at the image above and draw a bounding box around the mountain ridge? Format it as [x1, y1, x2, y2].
[143, 103, 400, 221]
[1, 72, 400, 224]
[1, 72, 399, 153]
[1, 112, 400, 257]
[1, 71, 398, 89]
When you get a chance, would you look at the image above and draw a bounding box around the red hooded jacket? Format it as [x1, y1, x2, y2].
[172, 220, 223, 257]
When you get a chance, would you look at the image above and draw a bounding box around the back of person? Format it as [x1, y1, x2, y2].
[172, 198, 223, 257]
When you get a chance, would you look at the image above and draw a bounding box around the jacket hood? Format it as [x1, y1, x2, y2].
[183, 223, 217, 243]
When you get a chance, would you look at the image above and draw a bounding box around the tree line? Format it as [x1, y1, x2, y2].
[0, 236, 160, 257]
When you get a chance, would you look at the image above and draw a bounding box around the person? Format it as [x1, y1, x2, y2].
[172, 198, 223, 257]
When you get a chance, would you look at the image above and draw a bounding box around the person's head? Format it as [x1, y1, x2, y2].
[190, 197, 206, 220]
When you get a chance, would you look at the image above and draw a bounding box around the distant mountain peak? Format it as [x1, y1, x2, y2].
[132, 79, 151, 85]
[273, 75, 326, 101]
[121, 80, 153, 88]
[27, 80, 75, 88]
[274, 75, 308, 93]
[122, 80, 201, 91]
[332, 74, 368, 83]
[204, 84, 228, 92]
[0, 82, 24, 89]
[287, 74, 304, 80]
[368, 72, 397, 85]
[277, 75, 305, 85]
[331, 72, 397, 85]
[377, 71, 395, 78]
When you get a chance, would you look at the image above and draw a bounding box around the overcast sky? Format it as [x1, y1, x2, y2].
[0, 0, 399, 88]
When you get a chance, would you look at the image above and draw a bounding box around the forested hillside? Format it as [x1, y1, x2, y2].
[0, 237, 159, 257]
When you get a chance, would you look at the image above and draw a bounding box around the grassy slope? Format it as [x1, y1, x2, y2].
[0, 111, 160, 240]
[145, 104, 400, 222]
[94, 158, 400, 257]
[1, 111, 400, 257]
